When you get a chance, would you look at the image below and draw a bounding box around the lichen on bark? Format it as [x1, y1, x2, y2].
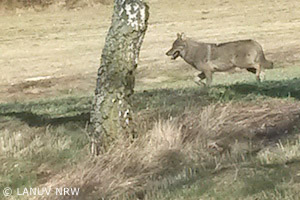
[89, 0, 149, 155]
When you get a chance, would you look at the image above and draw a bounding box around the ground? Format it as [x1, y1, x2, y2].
[1, 0, 300, 199]
[0, 0, 300, 102]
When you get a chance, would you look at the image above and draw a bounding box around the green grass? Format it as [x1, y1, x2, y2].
[0, 96, 90, 199]
[1, 66, 300, 199]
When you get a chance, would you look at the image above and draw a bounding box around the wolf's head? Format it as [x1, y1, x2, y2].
[166, 33, 187, 60]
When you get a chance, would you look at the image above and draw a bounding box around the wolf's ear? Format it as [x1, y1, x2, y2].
[181, 32, 186, 41]
[177, 33, 181, 38]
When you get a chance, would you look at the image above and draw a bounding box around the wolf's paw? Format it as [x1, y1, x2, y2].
[256, 76, 261, 83]
[260, 72, 266, 81]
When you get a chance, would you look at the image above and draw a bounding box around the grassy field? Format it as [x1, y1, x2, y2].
[1, 0, 300, 199]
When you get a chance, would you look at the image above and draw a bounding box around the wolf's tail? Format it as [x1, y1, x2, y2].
[259, 54, 273, 69]
[261, 59, 273, 69]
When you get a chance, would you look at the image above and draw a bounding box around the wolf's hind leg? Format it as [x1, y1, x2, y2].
[194, 72, 206, 86]
[255, 64, 261, 82]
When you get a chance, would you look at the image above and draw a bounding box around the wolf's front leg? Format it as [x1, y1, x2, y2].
[255, 64, 261, 82]
[204, 70, 213, 86]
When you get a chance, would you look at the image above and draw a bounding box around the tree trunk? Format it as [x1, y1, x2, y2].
[89, 0, 149, 155]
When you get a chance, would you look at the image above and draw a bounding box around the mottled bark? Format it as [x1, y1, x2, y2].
[89, 0, 149, 155]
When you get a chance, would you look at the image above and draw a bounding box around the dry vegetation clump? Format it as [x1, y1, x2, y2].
[37, 99, 300, 200]
[179, 99, 300, 155]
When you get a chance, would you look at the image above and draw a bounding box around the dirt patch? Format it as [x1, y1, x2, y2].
[0, 74, 96, 102]
[8, 77, 56, 93]
[139, 76, 170, 84]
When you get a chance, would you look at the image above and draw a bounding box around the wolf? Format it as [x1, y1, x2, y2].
[166, 33, 273, 86]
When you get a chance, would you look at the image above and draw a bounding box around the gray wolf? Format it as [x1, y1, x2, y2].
[166, 33, 273, 86]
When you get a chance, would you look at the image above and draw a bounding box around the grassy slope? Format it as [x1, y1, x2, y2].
[137, 66, 300, 200]
[0, 66, 300, 199]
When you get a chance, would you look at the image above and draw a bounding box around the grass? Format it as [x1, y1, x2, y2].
[0, 97, 90, 199]
[0, 66, 300, 199]
[155, 136, 300, 200]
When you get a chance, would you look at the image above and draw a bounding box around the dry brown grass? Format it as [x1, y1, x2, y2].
[0, 0, 113, 10]
[36, 99, 300, 200]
